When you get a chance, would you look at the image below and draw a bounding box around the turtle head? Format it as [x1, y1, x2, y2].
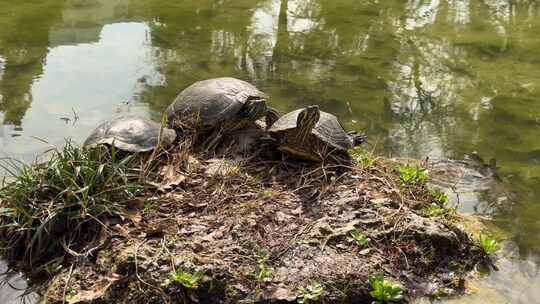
[296, 105, 320, 140]
[242, 98, 267, 122]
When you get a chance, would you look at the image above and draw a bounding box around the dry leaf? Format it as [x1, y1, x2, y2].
[68, 273, 123, 303]
[158, 164, 187, 191]
[128, 197, 145, 209]
[260, 286, 296, 301]
[205, 158, 240, 176]
[123, 208, 141, 224]
[159, 174, 186, 192]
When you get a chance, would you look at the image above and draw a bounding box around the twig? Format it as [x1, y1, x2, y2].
[134, 240, 170, 303]
[62, 264, 74, 304]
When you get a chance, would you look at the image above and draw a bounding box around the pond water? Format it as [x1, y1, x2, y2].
[0, 0, 539, 302]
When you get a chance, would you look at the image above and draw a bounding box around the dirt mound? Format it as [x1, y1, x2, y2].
[40, 147, 485, 303]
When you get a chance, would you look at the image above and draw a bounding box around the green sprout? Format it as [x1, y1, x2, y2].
[297, 281, 324, 304]
[257, 190, 274, 200]
[348, 229, 369, 247]
[428, 188, 449, 205]
[254, 248, 273, 281]
[168, 269, 204, 289]
[142, 200, 156, 214]
[396, 164, 428, 185]
[369, 273, 403, 303]
[421, 203, 446, 217]
[479, 234, 499, 255]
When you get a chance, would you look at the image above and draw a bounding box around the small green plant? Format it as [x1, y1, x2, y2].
[369, 273, 403, 303]
[297, 281, 324, 304]
[479, 234, 499, 255]
[142, 200, 156, 214]
[40, 257, 64, 276]
[256, 262, 273, 281]
[421, 203, 446, 217]
[428, 188, 448, 205]
[350, 147, 377, 169]
[348, 229, 369, 247]
[397, 164, 428, 185]
[257, 190, 274, 200]
[254, 248, 273, 281]
[168, 269, 204, 289]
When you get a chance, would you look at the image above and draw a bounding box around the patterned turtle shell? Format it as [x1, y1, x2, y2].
[84, 116, 176, 152]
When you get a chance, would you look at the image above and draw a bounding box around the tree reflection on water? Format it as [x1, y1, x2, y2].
[0, 0, 539, 302]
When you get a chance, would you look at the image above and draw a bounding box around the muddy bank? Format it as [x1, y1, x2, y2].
[0, 144, 492, 304]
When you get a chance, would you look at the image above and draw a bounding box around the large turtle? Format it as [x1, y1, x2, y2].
[84, 116, 176, 152]
[268, 105, 366, 162]
[166, 77, 278, 133]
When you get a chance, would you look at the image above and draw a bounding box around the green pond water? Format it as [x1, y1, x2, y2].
[0, 0, 539, 302]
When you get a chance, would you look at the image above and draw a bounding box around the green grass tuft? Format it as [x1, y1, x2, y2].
[350, 147, 378, 169]
[369, 273, 403, 303]
[0, 141, 150, 267]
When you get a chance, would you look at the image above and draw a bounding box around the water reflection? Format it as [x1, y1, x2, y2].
[447, 0, 471, 25]
[433, 249, 540, 304]
[0, 0, 157, 161]
[0, 0, 540, 303]
[50, 0, 130, 47]
[245, 0, 280, 80]
[405, 0, 441, 30]
[0, 0, 63, 127]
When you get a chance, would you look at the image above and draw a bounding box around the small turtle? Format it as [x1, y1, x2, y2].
[84, 116, 176, 152]
[268, 105, 366, 162]
[166, 77, 278, 133]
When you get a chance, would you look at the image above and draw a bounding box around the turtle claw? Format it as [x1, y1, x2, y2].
[349, 132, 367, 146]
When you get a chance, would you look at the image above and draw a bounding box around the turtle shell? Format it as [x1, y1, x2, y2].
[84, 117, 176, 152]
[269, 109, 354, 151]
[166, 77, 268, 129]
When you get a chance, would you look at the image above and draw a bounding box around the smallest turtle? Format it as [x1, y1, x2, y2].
[84, 116, 176, 152]
[268, 105, 366, 162]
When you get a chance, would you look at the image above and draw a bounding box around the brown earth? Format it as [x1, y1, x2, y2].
[39, 140, 487, 304]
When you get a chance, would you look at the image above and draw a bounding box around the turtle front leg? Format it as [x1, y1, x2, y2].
[348, 131, 367, 146]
